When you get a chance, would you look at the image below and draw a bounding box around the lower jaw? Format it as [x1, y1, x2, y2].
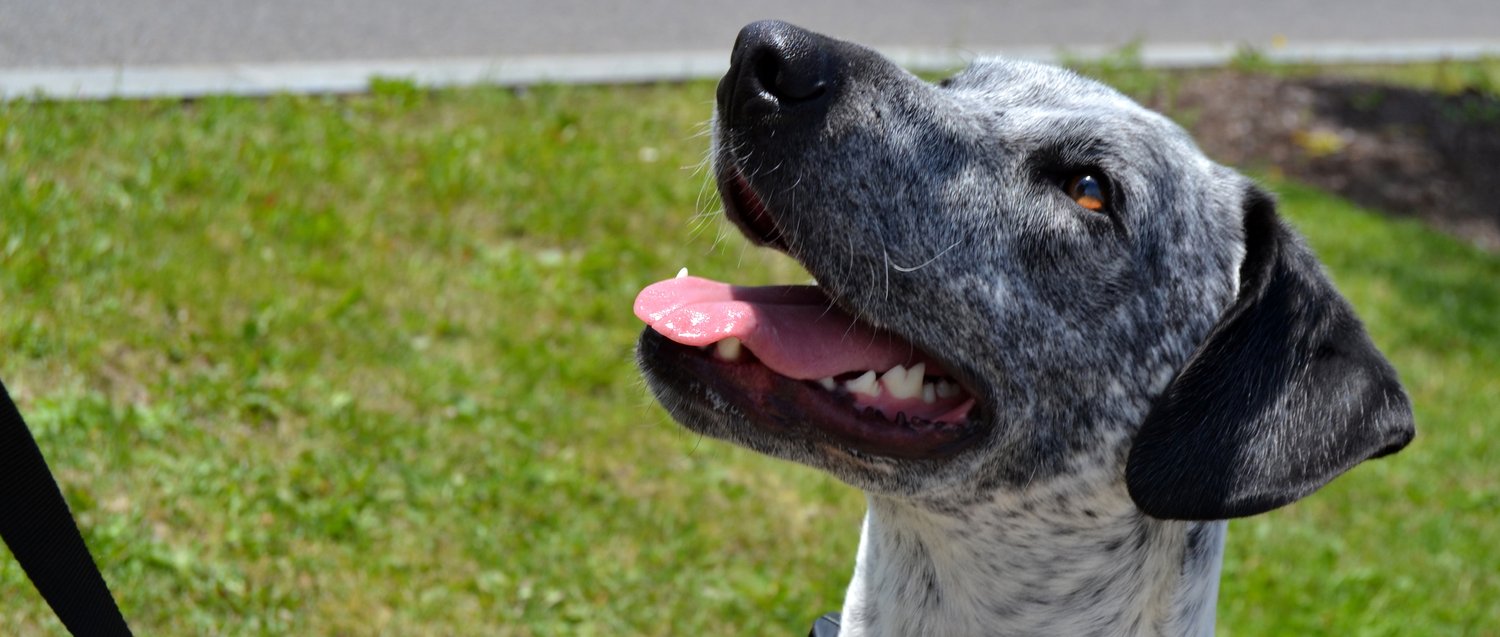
[638, 328, 984, 461]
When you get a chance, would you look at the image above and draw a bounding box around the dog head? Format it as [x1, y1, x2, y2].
[635, 21, 1414, 520]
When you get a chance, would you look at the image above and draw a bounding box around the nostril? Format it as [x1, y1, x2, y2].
[753, 46, 827, 103]
[722, 21, 836, 123]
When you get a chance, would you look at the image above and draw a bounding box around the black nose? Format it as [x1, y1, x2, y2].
[718, 20, 835, 125]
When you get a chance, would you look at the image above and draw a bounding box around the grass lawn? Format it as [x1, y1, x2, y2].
[1, 71, 1496, 635]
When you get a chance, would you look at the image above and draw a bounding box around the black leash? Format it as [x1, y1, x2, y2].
[1, 377, 133, 636]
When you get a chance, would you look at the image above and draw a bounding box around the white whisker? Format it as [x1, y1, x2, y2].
[890, 238, 966, 273]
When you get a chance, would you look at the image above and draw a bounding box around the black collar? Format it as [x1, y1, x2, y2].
[808, 612, 841, 637]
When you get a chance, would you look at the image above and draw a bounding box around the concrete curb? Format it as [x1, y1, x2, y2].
[4, 40, 1499, 100]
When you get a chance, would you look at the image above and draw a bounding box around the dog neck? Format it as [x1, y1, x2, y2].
[837, 483, 1225, 636]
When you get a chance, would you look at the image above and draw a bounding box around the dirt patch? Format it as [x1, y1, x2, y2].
[1154, 72, 1500, 250]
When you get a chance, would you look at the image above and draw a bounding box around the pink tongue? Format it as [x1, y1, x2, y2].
[634, 276, 932, 380]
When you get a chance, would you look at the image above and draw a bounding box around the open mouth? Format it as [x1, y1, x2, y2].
[633, 171, 982, 460]
[721, 171, 791, 251]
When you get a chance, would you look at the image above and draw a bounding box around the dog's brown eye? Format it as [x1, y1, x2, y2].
[1065, 174, 1108, 212]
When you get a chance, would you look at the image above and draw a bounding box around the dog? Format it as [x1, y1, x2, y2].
[634, 21, 1414, 636]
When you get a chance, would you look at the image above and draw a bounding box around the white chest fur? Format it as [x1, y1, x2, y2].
[837, 491, 1225, 637]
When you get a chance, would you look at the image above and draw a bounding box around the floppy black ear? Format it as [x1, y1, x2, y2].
[1126, 185, 1415, 521]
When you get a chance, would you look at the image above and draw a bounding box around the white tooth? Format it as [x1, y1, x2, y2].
[906, 363, 930, 399]
[845, 370, 881, 397]
[715, 337, 742, 361]
[882, 363, 924, 400]
[922, 383, 936, 404]
[818, 377, 837, 391]
[936, 380, 960, 398]
[676, 267, 689, 279]
[879, 364, 908, 397]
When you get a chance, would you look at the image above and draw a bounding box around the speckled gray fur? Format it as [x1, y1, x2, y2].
[636, 23, 1409, 637]
[721, 55, 1231, 634]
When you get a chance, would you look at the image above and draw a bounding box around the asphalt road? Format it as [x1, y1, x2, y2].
[4, 0, 1500, 68]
